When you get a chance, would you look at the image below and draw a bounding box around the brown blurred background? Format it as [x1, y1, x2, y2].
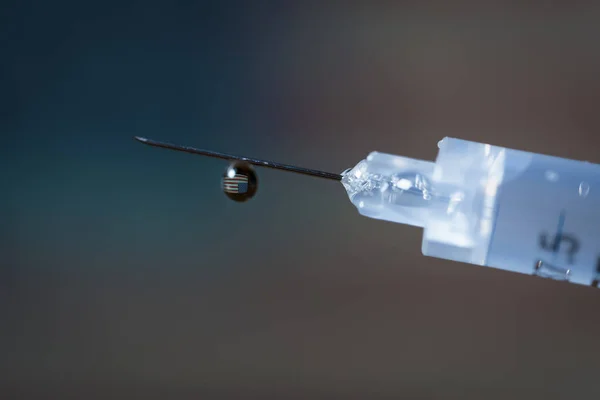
[3, 2, 600, 398]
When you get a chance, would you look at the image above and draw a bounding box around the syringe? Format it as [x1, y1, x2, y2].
[135, 136, 600, 290]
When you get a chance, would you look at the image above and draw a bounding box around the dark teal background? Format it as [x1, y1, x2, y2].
[3, 2, 600, 398]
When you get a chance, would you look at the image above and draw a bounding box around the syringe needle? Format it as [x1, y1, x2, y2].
[134, 136, 343, 181]
[136, 135, 600, 290]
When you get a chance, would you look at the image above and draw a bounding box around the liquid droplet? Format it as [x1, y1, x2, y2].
[222, 162, 258, 202]
[579, 181, 590, 198]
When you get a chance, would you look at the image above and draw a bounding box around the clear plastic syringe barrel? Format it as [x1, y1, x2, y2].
[341, 137, 600, 289]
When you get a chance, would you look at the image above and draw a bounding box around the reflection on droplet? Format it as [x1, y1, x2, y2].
[437, 139, 444, 148]
[579, 181, 590, 198]
[545, 170, 559, 182]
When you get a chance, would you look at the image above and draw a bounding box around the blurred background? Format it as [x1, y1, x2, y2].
[3, 1, 600, 398]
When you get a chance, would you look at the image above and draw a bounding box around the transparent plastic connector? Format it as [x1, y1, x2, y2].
[342, 138, 510, 266]
[341, 153, 436, 228]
